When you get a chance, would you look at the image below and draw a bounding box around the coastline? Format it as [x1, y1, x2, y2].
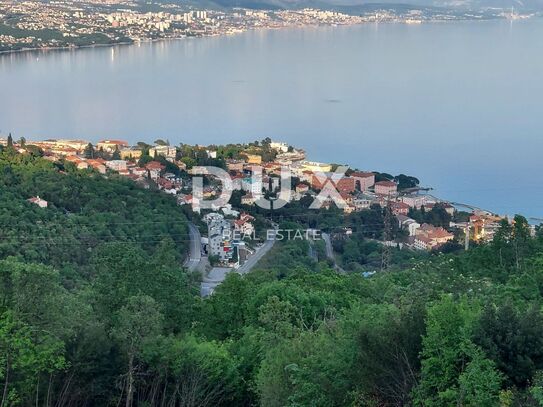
[0, 22, 351, 57]
[0, 40, 134, 56]
[0, 15, 518, 57]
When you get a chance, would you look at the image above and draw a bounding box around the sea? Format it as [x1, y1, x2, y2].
[1, 19, 542, 218]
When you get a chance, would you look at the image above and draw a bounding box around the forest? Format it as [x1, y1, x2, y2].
[2, 148, 543, 406]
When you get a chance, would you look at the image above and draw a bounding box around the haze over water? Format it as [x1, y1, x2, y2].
[1, 19, 542, 218]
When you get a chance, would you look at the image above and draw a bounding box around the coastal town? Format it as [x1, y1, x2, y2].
[0, 0, 533, 52]
[2, 0, 543, 398]
[0, 0, 364, 52]
[0, 133, 515, 289]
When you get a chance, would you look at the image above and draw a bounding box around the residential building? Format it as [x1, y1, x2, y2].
[64, 155, 89, 170]
[340, 192, 354, 205]
[149, 145, 176, 161]
[375, 181, 398, 196]
[35, 139, 89, 153]
[270, 141, 289, 152]
[206, 214, 234, 262]
[106, 160, 128, 172]
[177, 194, 193, 205]
[145, 161, 166, 181]
[337, 177, 356, 193]
[400, 194, 432, 209]
[97, 139, 129, 152]
[131, 167, 147, 177]
[221, 204, 240, 218]
[397, 214, 420, 236]
[226, 159, 244, 172]
[351, 172, 375, 191]
[86, 159, 107, 174]
[244, 154, 262, 165]
[353, 195, 372, 210]
[413, 224, 454, 250]
[242, 177, 262, 195]
[119, 148, 143, 160]
[301, 161, 332, 173]
[311, 173, 355, 193]
[276, 149, 306, 163]
[234, 213, 255, 236]
[391, 201, 410, 216]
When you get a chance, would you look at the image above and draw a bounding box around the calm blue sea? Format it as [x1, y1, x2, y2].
[1, 19, 542, 217]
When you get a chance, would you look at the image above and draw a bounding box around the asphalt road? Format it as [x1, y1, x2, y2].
[184, 222, 203, 272]
[237, 228, 277, 274]
[201, 267, 230, 297]
[201, 227, 278, 296]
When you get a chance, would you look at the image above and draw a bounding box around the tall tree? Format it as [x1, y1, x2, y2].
[112, 145, 121, 160]
[111, 295, 162, 407]
[413, 296, 476, 406]
[84, 143, 94, 159]
[472, 303, 543, 387]
[456, 344, 502, 407]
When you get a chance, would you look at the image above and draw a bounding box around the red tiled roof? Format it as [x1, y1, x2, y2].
[145, 161, 166, 170]
[87, 159, 105, 166]
[393, 202, 410, 209]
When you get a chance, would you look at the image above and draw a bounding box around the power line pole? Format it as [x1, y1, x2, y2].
[464, 224, 470, 251]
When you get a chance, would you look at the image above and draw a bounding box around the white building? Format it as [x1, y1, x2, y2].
[396, 215, 421, 236]
[353, 195, 374, 211]
[205, 214, 234, 262]
[105, 160, 128, 172]
[242, 177, 262, 195]
[149, 145, 176, 161]
[400, 194, 434, 209]
[27, 196, 48, 208]
[270, 141, 289, 153]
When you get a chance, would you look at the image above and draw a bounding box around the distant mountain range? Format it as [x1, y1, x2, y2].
[152, 0, 543, 12]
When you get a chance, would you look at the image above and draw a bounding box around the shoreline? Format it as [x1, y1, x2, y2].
[0, 15, 522, 57]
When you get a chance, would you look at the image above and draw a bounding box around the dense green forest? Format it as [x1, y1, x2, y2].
[2, 148, 543, 406]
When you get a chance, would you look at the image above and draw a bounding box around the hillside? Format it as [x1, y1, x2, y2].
[2, 146, 543, 405]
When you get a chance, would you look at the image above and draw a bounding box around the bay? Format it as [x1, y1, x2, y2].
[1, 19, 542, 217]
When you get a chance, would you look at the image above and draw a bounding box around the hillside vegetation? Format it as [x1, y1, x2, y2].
[2, 147, 543, 406]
